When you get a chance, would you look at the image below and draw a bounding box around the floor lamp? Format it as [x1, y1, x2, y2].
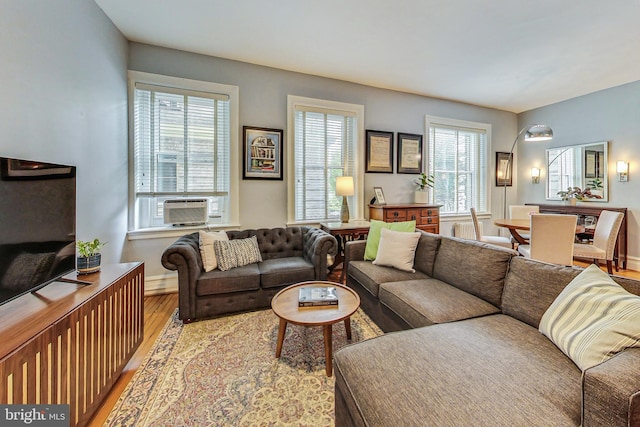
[502, 125, 554, 219]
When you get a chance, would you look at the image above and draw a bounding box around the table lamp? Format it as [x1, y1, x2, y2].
[336, 176, 354, 223]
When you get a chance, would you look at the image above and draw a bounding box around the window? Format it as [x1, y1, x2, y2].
[128, 71, 239, 231]
[287, 96, 364, 223]
[426, 116, 490, 215]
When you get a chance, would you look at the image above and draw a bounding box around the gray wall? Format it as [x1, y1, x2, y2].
[518, 81, 640, 269]
[126, 43, 518, 280]
[1, 1, 128, 266]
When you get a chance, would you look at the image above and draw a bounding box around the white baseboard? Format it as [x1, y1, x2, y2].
[623, 256, 640, 274]
[144, 272, 178, 296]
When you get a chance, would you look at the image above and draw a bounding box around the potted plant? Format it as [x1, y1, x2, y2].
[586, 177, 604, 197]
[557, 186, 602, 205]
[76, 238, 106, 274]
[414, 173, 435, 204]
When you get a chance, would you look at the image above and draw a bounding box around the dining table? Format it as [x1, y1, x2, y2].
[493, 218, 586, 245]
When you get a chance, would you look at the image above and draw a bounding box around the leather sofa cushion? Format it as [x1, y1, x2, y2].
[433, 237, 516, 308]
[196, 263, 261, 296]
[334, 314, 581, 426]
[348, 261, 429, 298]
[379, 278, 500, 328]
[227, 227, 305, 259]
[259, 257, 314, 289]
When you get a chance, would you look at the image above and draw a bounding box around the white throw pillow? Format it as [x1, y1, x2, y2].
[539, 264, 640, 371]
[372, 228, 421, 272]
[199, 230, 228, 272]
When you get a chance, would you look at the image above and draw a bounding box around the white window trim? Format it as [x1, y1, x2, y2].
[127, 71, 240, 236]
[425, 115, 492, 217]
[287, 95, 365, 225]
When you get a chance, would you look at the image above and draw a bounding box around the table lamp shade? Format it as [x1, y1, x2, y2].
[336, 176, 354, 196]
[336, 176, 354, 222]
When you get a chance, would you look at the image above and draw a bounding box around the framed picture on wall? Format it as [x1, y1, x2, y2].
[243, 126, 283, 180]
[365, 130, 394, 173]
[397, 132, 423, 174]
[495, 151, 512, 186]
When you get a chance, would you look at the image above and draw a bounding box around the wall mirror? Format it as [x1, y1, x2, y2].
[546, 141, 608, 201]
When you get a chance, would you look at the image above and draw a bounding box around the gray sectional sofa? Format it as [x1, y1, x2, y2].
[335, 232, 640, 426]
[161, 226, 337, 322]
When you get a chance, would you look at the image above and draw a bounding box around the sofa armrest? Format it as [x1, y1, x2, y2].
[344, 240, 366, 278]
[161, 232, 202, 321]
[302, 227, 338, 280]
[583, 347, 640, 426]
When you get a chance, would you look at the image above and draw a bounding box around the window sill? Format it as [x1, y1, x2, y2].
[127, 223, 241, 240]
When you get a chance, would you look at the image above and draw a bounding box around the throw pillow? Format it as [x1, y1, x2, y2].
[364, 219, 416, 261]
[372, 228, 421, 272]
[539, 264, 640, 371]
[213, 236, 263, 272]
[199, 230, 229, 272]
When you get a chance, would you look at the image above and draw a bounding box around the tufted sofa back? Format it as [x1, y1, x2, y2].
[226, 227, 306, 260]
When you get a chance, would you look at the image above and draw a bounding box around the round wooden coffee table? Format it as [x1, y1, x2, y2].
[271, 281, 360, 376]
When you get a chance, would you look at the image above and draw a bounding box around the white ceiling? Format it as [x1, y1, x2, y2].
[94, 0, 640, 113]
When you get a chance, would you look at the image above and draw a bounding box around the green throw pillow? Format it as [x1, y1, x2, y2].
[364, 219, 417, 261]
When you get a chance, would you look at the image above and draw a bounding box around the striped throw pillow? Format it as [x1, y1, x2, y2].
[213, 236, 263, 272]
[539, 264, 640, 371]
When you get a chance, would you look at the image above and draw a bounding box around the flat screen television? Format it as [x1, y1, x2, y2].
[0, 156, 76, 305]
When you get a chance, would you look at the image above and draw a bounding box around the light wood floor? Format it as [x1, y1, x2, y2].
[87, 262, 639, 425]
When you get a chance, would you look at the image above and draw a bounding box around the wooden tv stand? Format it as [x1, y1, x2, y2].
[0, 262, 144, 427]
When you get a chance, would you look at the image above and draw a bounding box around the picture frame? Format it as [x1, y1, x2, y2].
[243, 126, 284, 180]
[495, 151, 512, 186]
[397, 132, 423, 174]
[373, 187, 387, 205]
[365, 130, 394, 173]
[585, 150, 597, 178]
[1, 158, 75, 181]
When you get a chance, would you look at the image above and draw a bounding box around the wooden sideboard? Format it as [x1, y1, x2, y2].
[0, 262, 144, 427]
[369, 203, 442, 234]
[528, 203, 628, 270]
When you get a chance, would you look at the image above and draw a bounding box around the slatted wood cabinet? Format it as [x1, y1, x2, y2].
[0, 262, 144, 427]
[369, 203, 442, 233]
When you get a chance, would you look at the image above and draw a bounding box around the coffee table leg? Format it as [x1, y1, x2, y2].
[275, 318, 287, 358]
[344, 317, 352, 340]
[323, 324, 333, 376]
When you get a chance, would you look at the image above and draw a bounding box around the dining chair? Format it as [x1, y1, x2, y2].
[470, 208, 513, 249]
[517, 214, 577, 266]
[508, 205, 539, 244]
[573, 210, 624, 274]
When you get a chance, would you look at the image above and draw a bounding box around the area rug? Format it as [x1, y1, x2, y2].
[105, 307, 382, 426]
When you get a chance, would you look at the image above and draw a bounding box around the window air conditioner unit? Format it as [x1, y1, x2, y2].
[163, 199, 208, 225]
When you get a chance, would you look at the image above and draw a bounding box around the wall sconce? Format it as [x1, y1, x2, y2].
[531, 167, 540, 184]
[616, 161, 629, 182]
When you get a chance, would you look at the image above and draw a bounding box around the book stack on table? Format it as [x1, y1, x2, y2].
[298, 285, 339, 307]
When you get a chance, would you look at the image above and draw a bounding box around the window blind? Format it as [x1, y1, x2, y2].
[133, 83, 231, 227]
[293, 110, 356, 222]
[428, 123, 488, 215]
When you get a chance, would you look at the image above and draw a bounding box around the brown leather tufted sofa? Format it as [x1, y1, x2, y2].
[161, 226, 337, 322]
